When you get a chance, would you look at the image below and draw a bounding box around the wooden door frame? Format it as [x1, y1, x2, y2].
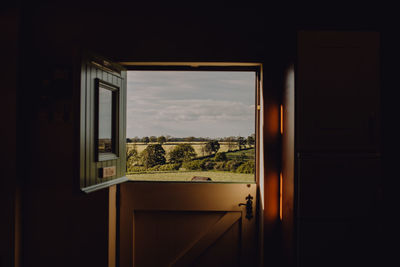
[119, 61, 263, 187]
[106, 61, 269, 267]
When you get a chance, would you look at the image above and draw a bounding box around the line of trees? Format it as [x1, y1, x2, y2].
[127, 134, 256, 147]
[126, 136, 210, 143]
[127, 140, 226, 170]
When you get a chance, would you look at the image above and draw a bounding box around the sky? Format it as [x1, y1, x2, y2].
[127, 71, 255, 139]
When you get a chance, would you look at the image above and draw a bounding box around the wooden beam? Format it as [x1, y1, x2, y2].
[122, 183, 256, 211]
[119, 62, 262, 67]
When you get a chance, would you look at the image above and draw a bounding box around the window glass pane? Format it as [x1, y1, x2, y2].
[126, 71, 256, 182]
[98, 87, 113, 153]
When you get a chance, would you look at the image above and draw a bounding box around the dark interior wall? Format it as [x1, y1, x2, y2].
[5, 1, 399, 266]
[379, 18, 400, 259]
[22, 2, 274, 61]
[0, 8, 19, 267]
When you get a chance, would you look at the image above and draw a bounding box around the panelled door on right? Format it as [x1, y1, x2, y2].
[296, 31, 381, 266]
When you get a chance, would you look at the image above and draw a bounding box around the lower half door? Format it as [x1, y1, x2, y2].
[119, 182, 259, 267]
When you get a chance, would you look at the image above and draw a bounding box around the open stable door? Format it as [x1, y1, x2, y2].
[118, 63, 263, 266]
[119, 183, 259, 267]
[80, 53, 129, 193]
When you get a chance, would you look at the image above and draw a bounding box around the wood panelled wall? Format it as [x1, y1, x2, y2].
[0, 8, 19, 267]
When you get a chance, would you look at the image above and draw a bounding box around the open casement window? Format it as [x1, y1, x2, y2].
[80, 53, 128, 193]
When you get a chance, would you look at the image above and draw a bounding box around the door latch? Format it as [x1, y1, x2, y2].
[238, 194, 253, 220]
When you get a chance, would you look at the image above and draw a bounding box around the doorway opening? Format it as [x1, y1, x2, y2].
[123, 63, 263, 184]
[117, 62, 265, 267]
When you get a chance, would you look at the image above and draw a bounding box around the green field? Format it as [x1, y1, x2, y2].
[127, 170, 254, 182]
[225, 149, 255, 160]
[126, 143, 255, 182]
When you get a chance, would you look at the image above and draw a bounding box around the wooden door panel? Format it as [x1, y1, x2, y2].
[298, 155, 380, 219]
[192, 219, 241, 267]
[134, 211, 225, 266]
[170, 211, 240, 266]
[119, 182, 257, 267]
[297, 31, 380, 152]
[298, 219, 379, 267]
[133, 211, 242, 266]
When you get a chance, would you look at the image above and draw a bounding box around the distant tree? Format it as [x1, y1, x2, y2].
[157, 136, 167, 144]
[237, 136, 246, 150]
[142, 136, 150, 144]
[132, 136, 140, 143]
[236, 160, 255, 174]
[126, 145, 139, 169]
[214, 152, 227, 161]
[149, 136, 157, 142]
[185, 136, 196, 142]
[126, 138, 132, 143]
[205, 140, 220, 155]
[140, 144, 166, 168]
[169, 144, 197, 163]
[247, 135, 255, 147]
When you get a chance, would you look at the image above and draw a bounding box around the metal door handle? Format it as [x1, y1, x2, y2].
[238, 194, 253, 220]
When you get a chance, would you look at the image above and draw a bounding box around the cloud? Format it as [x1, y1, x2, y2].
[153, 99, 254, 122]
[126, 71, 255, 138]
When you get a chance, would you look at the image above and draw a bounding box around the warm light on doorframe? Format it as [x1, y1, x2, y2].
[280, 104, 283, 135]
[279, 172, 283, 221]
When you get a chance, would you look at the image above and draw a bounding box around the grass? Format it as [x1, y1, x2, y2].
[225, 148, 255, 160]
[127, 170, 254, 182]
